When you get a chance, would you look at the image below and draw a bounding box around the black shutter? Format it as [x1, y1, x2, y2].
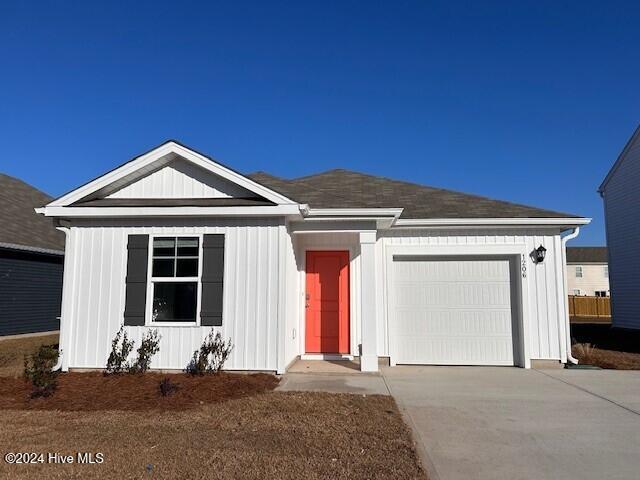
[200, 234, 225, 326]
[123, 234, 149, 326]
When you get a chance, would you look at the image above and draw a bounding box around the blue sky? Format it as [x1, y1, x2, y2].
[1, 1, 638, 245]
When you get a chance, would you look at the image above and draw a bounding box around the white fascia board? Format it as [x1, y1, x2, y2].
[0, 242, 64, 256]
[305, 208, 403, 218]
[48, 141, 297, 207]
[302, 208, 402, 230]
[392, 217, 591, 228]
[38, 205, 303, 218]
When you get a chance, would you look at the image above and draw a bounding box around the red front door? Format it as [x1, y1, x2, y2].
[305, 251, 350, 354]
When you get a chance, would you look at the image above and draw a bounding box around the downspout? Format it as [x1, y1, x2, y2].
[561, 227, 580, 365]
[50, 226, 70, 372]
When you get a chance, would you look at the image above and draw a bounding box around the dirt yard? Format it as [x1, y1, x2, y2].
[0, 335, 426, 479]
[0, 333, 59, 377]
[571, 324, 640, 369]
[0, 391, 426, 479]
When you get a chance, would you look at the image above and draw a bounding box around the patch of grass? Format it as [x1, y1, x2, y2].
[0, 334, 59, 377]
[0, 392, 426, 479]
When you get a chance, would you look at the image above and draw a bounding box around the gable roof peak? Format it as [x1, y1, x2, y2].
[45, 141, 299, 208]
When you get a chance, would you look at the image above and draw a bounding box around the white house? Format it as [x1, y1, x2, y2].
[566, 247, 609, 297]
[36, 141, 590, 372]
[599, 124, 640, 330]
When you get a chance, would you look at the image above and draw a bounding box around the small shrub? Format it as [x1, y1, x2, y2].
[23, 344, 59, 398]
[187, 330, 233, 375]
[129, 329, 161, 374]
[573, 342, 596, 363]
[106, 325, 135, 374]
[159, 377, 180, 397]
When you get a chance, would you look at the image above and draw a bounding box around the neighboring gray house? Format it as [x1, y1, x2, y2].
[566, 247, 609, 297]
[599, 124, 640, 330]
[0, 174, 64, 336]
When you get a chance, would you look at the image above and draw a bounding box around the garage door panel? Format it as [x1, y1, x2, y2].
[395, 309, 513, 336]
[393, 258, 516, 366]
[395, 258, 510, 282]
[395, 282, 511, 308]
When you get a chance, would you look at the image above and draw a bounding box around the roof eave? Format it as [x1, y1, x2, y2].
[392, 217, 591, 229]
[599, 123, 640, 193]
[0, 242, 64, 256]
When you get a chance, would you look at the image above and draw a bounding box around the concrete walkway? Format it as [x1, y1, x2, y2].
[383, 366, 640, 480]
[277, 372, 389, 395]
[277, 359, 390, 395]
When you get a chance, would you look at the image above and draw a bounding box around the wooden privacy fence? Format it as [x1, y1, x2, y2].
[568, 295, 611, 319]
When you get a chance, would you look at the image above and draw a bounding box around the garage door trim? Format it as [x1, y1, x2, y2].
[385, 244, 532, 368]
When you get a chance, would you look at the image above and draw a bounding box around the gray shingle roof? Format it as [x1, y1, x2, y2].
[248, 169, 580, 219]
[566, 247, 608, 264]
[0, 174, 65, 252]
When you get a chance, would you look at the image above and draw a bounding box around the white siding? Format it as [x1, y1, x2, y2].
[381, 229, 565, 360]
[283, 229, 300, 368]
[60, 221, 570, 370]
[61, 218, 285, 371]
[602, 136, 640, 329]
[107, 159, 257, 199]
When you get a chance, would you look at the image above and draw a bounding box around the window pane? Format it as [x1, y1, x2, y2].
[153, 282, 197, 322]
[177, 237, 199, 257]
[153, 238, 175, 257]
[176, 258, 198, 277]
[153, 258, 175, 277]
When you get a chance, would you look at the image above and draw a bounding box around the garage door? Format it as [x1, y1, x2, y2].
[392, 257, 516, 365]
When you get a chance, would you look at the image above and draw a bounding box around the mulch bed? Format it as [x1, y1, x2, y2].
[0, 372, 279, 411]
[572, 345, 640, 370]
[571, 324, 640, 369]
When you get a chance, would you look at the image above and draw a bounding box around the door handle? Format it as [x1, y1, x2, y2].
[305, 293, 310, 308]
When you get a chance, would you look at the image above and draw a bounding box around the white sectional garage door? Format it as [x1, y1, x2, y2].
[392, 257, 516, 366]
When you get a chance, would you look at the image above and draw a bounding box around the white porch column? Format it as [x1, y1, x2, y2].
[359, 231, 378, 372]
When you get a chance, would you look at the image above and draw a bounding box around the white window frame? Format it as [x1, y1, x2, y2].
[575, 266, 583, 278]
[145, 234, 204, 327]
[604, 266, 609, 277]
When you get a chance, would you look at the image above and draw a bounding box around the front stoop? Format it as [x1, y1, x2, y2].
[287, 359, 363, 374]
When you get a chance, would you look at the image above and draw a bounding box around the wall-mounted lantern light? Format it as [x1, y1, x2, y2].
[534, 245, 547, 264]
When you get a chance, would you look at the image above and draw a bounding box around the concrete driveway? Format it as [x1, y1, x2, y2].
[383, 366, 640, 480]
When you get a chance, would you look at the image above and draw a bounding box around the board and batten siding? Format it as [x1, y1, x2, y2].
[602, 136, 640, 329]
[0, 248, 63, 336]
[380, 229, 567, 361]
[106, 160, 257, 199]
[60, 218, 286, 371]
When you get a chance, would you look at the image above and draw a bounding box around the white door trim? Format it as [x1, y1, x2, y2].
[298, 245, 358, 357]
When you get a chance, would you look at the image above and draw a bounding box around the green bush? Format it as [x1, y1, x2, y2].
[128, 329, 161, 374]
[159, 377, 179, 397]
[106, 325, 134, 374]
[23, 344, 59, 398]
[187, 330, 233, 375]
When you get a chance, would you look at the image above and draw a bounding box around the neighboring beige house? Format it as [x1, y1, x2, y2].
[566, 247, 609, 297]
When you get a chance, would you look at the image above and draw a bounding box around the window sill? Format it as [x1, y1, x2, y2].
[146, 322, 200, 328]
